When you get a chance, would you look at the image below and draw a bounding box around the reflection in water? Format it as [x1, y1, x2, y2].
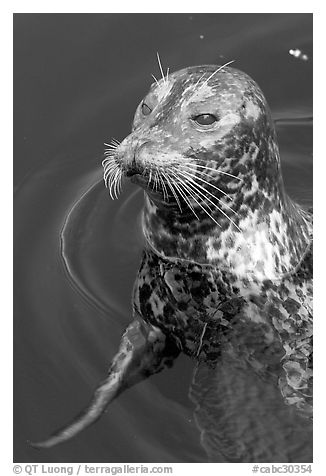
[61, 180, 145, 316]
[190, 360, 312, 462]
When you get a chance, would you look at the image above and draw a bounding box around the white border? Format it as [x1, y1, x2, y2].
[4, 3, 325, 475]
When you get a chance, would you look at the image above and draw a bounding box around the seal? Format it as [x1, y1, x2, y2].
[32, 63, 313, 453]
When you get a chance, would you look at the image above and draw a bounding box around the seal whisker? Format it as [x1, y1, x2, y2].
[108, 168, 119, 199]
[107, 171, 115, 198]
[176, 169, 241, 231]
[173, 173, 222, 228]
[169, 169, 221, 226]
[103, 150, 117, 158]
[160, 170, 183, 212]
[102, 157, 115, 167]
[102, 155, 114, 167]
[153, 170, 159, 192]
[151, 74, 160, 86]
[180, 164, 234, 202]
[164, 169, 200, 220]
[103, 149, 117, 156]
[177, 178, 225, 228]
[159, 170, 170, 201]
[116, 170, 122, 196]
[180, 163, 230, 183]
[103, 156, 118, 168]
[157, 169, 169, 202]
[113, 168, 122, 199]
[104, 139, 120, 155]
[104, 142, 118, 149]
[162, 171, 183, 212]
[103, 162, 119, 181]
[151, 172, 155, 192]
[172, 169, 218, 217]
[110, 172, 117, 199]
[178, 168, 238, 217]
[193, 72, 207, 90]
[103, 152, 116, 159]
[186, 162, 243, 181]
[103, 170, 112, 185]
[182, 175, 240, 231]
[103, 163, 116, 182]
[157, 168, 169, 202]
[176, 182, 200, 220]
[174, 178, 204, 221]
[156, 52, 166, 85]
[197, 60, 235, 92]
[104, 167, 118, 183]
[117, 172, 123, 197]
[179, 168, 238, 215]
[114, 170, 122, 199]
[150, 168, 158, 192]
[103, 159, 122, 199]
[148, 168, 153, 189]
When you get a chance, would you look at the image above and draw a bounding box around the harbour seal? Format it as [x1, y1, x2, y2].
[32, 63, 313, 453]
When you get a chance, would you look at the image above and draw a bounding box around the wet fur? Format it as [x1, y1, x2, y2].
[33, 64, 313, 452]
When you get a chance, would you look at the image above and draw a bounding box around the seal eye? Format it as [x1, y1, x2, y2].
[193, 114, 218, 126]
[141, 103, 152, 116]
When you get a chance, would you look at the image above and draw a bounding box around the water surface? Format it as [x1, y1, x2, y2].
[14, 13, 312, 462]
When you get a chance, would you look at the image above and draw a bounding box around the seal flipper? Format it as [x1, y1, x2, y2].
[31, 318, 180, 449]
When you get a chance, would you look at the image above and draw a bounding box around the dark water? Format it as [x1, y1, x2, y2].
[14, 14, 312, 463]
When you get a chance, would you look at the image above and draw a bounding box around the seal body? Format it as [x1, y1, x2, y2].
[34, 64, 312, 455]
[125, 64, 313, 416]
[133, 239, 312, 415]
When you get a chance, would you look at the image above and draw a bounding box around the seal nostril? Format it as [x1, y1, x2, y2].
[135, 140, 153, 155]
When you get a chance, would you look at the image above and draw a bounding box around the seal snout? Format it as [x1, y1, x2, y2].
[133, 140, 155, 168]
[117, 139, 153, 176]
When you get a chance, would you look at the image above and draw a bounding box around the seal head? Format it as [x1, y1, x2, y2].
[104, 65, 311, 281]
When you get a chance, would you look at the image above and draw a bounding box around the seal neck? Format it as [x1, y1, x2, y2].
[142, 188, 312, 281]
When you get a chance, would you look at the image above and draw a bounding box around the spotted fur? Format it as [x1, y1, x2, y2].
[124, 65, 313, 416]
[33, 65, 312, 450]
[133, 239, 312, 415]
